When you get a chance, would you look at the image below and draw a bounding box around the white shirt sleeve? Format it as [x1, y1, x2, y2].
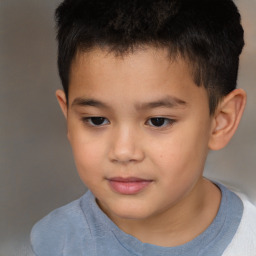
[223, 197, 256, 256]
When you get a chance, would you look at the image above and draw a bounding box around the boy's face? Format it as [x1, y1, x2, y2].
[61, 47, 215, 221]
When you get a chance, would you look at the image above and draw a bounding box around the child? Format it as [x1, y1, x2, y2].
[30, 0, 256, 255]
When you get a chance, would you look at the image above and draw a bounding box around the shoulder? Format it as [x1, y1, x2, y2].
[223, 195, 256, 256]
[31, 197, 84, 236]
[236, 196, 256, 241]
[30, 193, 92, 256]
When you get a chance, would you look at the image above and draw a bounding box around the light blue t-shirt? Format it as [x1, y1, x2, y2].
[31, 183, 243, 256]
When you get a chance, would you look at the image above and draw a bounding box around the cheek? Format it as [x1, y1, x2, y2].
[151, 126, 209, 178]
[151, 135, 205, 200]
[68, 130, 106, 182]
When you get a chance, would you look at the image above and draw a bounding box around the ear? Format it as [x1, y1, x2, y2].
[208, 89, 247, 150]
[56, 89, 68, 119]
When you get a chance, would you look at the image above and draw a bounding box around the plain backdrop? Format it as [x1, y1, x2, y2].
[0, 0, 255, 255]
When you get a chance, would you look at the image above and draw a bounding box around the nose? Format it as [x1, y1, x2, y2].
[108, 126, 145, 164]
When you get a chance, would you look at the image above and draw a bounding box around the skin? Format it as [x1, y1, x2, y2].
[56, 46, 246, 247]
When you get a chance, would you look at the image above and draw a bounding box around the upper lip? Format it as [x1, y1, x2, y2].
[107, 177, 153, 182]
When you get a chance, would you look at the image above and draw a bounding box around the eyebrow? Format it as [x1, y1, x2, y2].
[135, 96, 187, 110]
[71, 95, 187, 110]
[71, 98, 111, 109]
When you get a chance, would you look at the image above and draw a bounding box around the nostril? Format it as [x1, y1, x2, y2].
[109, 144, 145, 164]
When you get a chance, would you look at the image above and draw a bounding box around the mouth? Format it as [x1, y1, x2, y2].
[107, 177, 153, 195]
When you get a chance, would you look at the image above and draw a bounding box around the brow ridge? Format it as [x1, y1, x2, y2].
[135, 96, 187, 110]
[71, 95, 187, 110]
[71, 98, 110, 108]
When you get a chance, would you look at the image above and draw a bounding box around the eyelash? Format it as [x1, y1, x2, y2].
[81, 117, 176, 128]
[81, 117, 110, 126]
[145, 117, 176, 128]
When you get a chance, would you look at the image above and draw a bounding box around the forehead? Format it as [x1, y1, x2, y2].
[68, 46, 208, 109]
[70, 45, 192, 79]
[71, 46, 174, 75]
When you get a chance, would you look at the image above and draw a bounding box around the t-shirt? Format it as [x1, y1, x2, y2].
[30, 183, 256, 256]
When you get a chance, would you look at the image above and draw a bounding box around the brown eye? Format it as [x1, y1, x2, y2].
[147, 117, 175, 127]
[82, 117, 109, 126]
[150, 118, 165, 127]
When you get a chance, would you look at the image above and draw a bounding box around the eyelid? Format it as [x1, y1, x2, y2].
[81, 116, 110, 127]
[80, 115, 176, 128]
[145, 117, 176, 128]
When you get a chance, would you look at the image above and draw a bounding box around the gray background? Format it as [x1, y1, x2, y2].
[0, 0, 255, 255]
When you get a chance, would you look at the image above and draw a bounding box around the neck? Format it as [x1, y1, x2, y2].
[107, 178, 221, 247]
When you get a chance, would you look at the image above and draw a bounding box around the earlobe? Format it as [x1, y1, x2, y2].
[56, 89, 68, 119]
[208, 89, 247, 150]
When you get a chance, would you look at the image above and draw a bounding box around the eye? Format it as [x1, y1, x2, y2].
[146, 117, 175, 128]
[82, 117, 110, 126]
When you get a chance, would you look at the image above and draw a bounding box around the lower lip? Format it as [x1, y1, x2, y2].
[108, 179, 152, 195]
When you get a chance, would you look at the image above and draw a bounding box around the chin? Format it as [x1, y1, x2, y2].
[104, 202, 155, 221]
